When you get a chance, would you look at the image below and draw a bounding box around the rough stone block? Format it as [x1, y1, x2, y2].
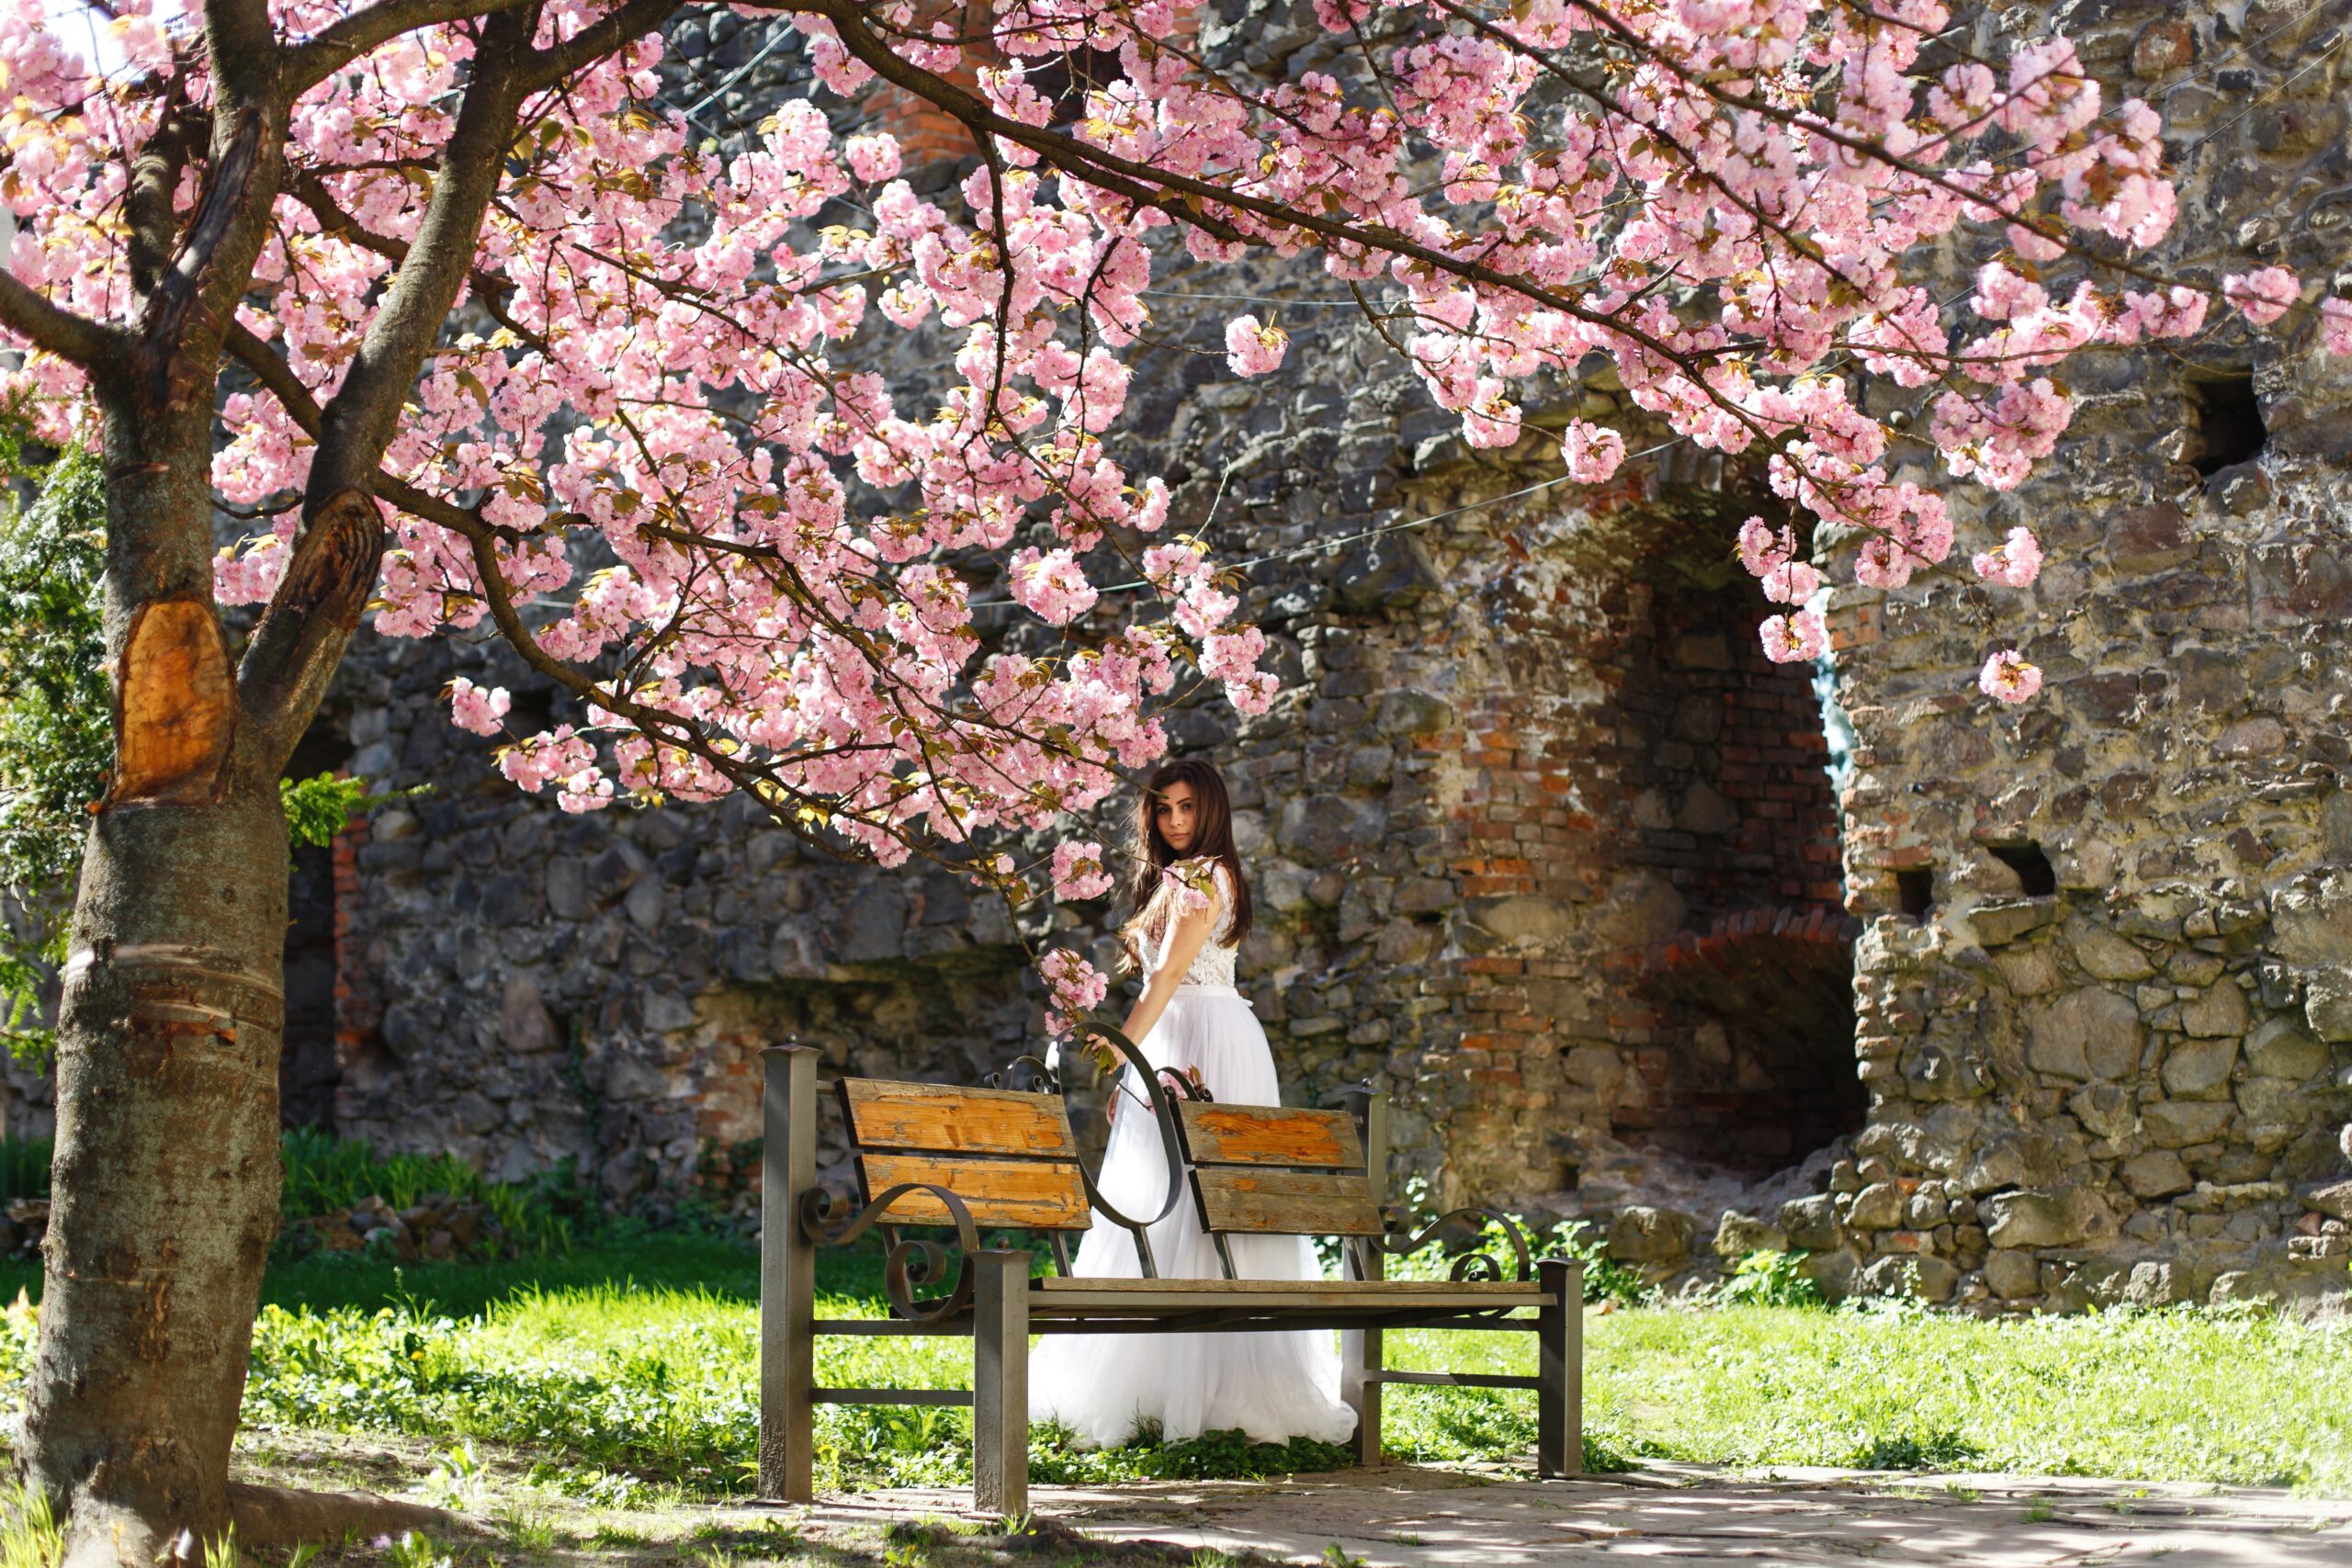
[769, 919, 826, 978]
[1856, 1254, 1959, 1303]
[1277, 795, 1389, 866]
[1778, 1193, 1845, 1252]
[2180, 982, 2250, 1038]
[838, 884, 908, 963]
[2273, 871, 2352, 967]
[2027, 986, 2143, 1080]
[2067, 1082, 2138, 1141]
[1984, 1249, 2040, 1299]
[1961, 1133, 2065, 1194]
[2160, 1034, 2240, 1099]
[1973, 898, 2062, 947]
[1797, 1246, 1861, 1301]
[1982, 1188, 2111, 1248]
[2103, 501, 2192, 574]
[1374, 688, 1453, 738]
[2303, 966, 2352, 1042]
[2234, 1077, 2307, 1124]
[2245, 1017, 2329, 1080]
[1467, 894, 1574, 945]
[1713, 1211, 1788, 1258]
[2295, 1180, 2352, 1222]
[545, 856, 587, 920]
[2120, 1149, 2194, 1199]
[1606, 1205, 1696, 1264]
[2141, 1099, 2235, 1147]
[1847, 1181, 1905, 1231]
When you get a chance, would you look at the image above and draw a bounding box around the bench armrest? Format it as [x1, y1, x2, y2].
[1374, 1204, 1534, 1284]
[799, 1180, 980, 1322]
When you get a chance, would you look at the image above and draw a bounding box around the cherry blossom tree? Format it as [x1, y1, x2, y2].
[0, 0, 2343, 1552]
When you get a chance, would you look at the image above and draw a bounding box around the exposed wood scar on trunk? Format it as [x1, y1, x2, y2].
[107, 595, 235, 807]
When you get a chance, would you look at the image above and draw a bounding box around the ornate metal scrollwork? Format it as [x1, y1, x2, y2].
[984, 1052, 1063, 1095]
[1377, 1203, 1534, 1286]
[1057, 1020, 1192, 1276]
[798, 1181, 981, 1323]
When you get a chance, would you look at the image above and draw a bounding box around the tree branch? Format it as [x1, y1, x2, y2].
[0, 271, 124, 368]
[523, 0, 690, 90]
[305, 5, 540, 502]
[234, 488, 387, 777]
[286, 0, 539, 96]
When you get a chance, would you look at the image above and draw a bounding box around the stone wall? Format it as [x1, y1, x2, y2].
[17, 0, 2349, 1309]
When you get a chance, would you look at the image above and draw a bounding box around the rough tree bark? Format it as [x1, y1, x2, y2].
[0, 4, 563, 1557]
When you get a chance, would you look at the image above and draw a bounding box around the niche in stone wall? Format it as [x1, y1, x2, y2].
[2184, 371, 2265, 476]
[1602, 502, 1866, 1179]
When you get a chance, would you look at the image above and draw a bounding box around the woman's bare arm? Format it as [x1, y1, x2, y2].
[1105, 894, 1218, 1122]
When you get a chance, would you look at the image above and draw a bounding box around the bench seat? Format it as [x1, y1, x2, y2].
[760, 1043, 1581, 1513]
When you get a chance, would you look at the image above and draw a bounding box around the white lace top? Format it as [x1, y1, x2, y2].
[1148, 860, 1238, 988]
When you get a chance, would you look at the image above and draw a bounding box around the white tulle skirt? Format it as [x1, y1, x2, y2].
[1030, 985, 1358, 1449]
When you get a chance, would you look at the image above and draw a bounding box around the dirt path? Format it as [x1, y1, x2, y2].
[226, 1435, 2349, 1567]
[847, 1464, 2352, 1567]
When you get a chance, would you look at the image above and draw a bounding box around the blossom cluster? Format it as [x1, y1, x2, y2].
[2, 0, 2347, 1028]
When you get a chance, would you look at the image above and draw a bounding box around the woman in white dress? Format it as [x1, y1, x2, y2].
[1030, 757, 1358, 1449]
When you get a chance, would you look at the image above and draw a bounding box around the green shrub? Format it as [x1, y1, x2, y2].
[277, 1129, 589, 1256]
[1715, 1250, 1823, 1309]
[0, 1137, 49, 1205]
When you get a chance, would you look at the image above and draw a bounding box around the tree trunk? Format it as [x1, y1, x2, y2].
[20, 395, 297, 1565]
[24, 795, 288, 1565]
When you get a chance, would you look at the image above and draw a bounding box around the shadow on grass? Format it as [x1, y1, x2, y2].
[0, 1232, 901, 1319]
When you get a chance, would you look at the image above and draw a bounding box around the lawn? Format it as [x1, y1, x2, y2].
[4, 1235, 2345, 1498]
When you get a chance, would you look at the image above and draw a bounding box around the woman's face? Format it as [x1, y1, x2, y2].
[1154, 781, 1200, 854]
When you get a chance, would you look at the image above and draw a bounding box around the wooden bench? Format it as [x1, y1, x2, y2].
[756, 1034, 1582, 1514]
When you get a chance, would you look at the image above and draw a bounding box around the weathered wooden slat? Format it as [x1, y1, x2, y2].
[1192, 1165, 1384, 1235]
[1031, 1277, 1538, 1296]
[842, 1079, 1077, 1158]
[1030, 1279, 1547, 1314]
[1179, 1102, 1364, 1169]
[1366, 1370, 1541, 1389]
[810, 1387, 975, 1406]
[856, 1152, 1091, 1230]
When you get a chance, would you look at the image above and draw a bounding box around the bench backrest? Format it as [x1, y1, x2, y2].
[841, 1078, 1093, 1232]
[1174, 1100, 1384, 1237]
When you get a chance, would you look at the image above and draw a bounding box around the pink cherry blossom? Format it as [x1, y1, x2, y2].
[2222, 267, 2301, 327]
[1560, 421, 1628, 483]
[1, 0, 2324, 893]
[1972, 526, 2044, 589]
[1224, 316, 1288, 378]
[1759, 610, 1827, 664]
[1039, 948, 1109, 1032]
[1761, 559, 1825, 605]
[1737, 518, 1794, 578]
[1979, 650, 2043, 704]
[1051, 840, 1116, 901]
[448, 678, 513, 737]
[2321, 297, 2352, 357]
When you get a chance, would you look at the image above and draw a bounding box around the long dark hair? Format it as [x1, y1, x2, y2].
[1116, 756, 1252, 969]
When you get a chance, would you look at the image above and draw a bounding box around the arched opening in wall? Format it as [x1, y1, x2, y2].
[1602, 505, 1866, 1179]
[280, 720, 347, 1130]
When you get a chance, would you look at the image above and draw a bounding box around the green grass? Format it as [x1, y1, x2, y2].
[0, 1239, 2345, 1497]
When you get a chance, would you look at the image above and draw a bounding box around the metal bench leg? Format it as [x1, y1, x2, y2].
[1536, 1258, 1584, 1480]
[760, 1046, 820, 1502]
[974, 1249, 1031, 1517]
[1340, 1322, 1383, 1467]
[1340, 1235, 1385, 1467]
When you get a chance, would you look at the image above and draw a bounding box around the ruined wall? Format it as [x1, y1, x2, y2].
[1770, 0, 2352, 1308]
[43, 0, 2341, 1304]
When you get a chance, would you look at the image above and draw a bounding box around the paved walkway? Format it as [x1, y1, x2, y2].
[845, 1463, 2352, 1566]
